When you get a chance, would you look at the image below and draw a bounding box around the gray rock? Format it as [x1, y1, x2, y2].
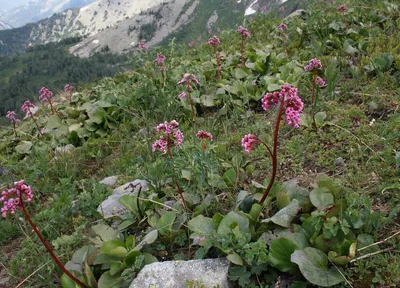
[99, 176, 118, 187]
[130, 258, 232, 288]
[286, 9, 306, 19]
[97, 179, 147, 219]
[55, 144, 75, 155]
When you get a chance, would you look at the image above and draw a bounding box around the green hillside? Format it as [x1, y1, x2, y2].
[0, 1, 399, 287]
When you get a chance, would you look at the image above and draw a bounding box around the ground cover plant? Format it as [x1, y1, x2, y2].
[0, 0, 399, 287]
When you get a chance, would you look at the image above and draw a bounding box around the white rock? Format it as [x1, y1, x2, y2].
[99, 176, 118, 187]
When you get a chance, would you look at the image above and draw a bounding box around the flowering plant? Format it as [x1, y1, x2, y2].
[236, 26, 250, 65]
[207, 36, 221, 80]
[21, 100, 43, 136]
[177, 74, 200, 123]
[64, 84, 74, 104]
[39, 87, 61, 118]
[6, 111, 20, 136]
[277, 24, 288, 55]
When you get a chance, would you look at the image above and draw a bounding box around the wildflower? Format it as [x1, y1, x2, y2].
[1, 180, 33, 218]
[390, 100, 398, 106]
[217, 27, 221, 33]
[64, 84, 74, 92]
[236, 26, 251, 38]
[262, 84, 304, 128]
[241, 134, 259, 153]
[196, 130, 213, 141]
[138, 40, 147, 51]
[152, 136, 168, 153]
[304, 59, 322, 71]
[177, 73, 200, 88]
[336, 4, 348, 12]
[153, 120, 184, 154]
[280, 7, 285, 12]
[206, 35, 220, 48]
[277, 24, 287, 31]
[6, 111, 20, 124]
[316, 76, 327, 87]
[208, 28, 213, 35]
[197, 36, 202, 41]
[261, 6, 267, 14]
[153, 52, 166, 65]
[21, 100, 43, 136]
[178, 92, 187, 100]
[39, 87, 53, 103]
[188, 41, 196, 48]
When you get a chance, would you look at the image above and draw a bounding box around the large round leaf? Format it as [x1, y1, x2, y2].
[217, 211, 249, 235]
[291, 247, 345, 287]
[269, 238, 298, 272]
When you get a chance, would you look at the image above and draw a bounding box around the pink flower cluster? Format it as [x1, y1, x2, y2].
[280, 7, 285, 12]
[178, 92, 187, 100]
[277, 24, 288, 31]
[208, 29, 213, 35]
[153, 52, 166, 65]
[177, 73, 200, 91]
[336, 4, 348, 12]
[304, 59, 322, 71]
[242, 134, 259, 153]
[197, 36, 202, 41]
[206, 36, 220, 48]
[39, 87, 53, 103]
[6, 111, 20, 124]
[261, 6, 267, 14]
[138, 40, 147, 51]
[1, 180, 33, 217]
[316, 76, 327, 87]
[21, 100, 36, 112]
[236, 26, 251, 38]
[64, 84, 74, 92]
[196, 130, 213, 141]
[188, 41, 196, 48]
[152, 120, 184, 153]
[262, 84, 304, 128]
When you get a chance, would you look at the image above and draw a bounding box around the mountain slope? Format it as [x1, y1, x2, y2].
[2, 0, 97, 28]
[0, 21, 12, 30]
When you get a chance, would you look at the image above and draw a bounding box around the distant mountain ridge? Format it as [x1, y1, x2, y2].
[0, 21, 12, 30]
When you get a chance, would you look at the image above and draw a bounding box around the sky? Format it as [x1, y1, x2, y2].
[0, 0, 30, 11]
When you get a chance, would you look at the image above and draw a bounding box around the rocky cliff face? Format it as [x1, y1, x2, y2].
[0, 21, 12, 30]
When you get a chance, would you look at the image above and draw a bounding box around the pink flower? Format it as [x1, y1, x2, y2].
[64, 84, 74, 92]
[336, 4, 348, 12]
[208, 29, 213, 35]
[156, 120, 179, 134]
[261, 6, 267, 13]
[152, 136, 168, 153]
[6, 111, 20, 124]
[173, 129, 184, 146]
[262, 84, 304, 128]
[138, 40, 148, 51]
[236, 26, 251, 38]
[280, 7, 285, 12]
[1, 180, 33, 218]
[21, 100, 36, 112]
[390, 100, 398, 106]
[241, 134, 259, 153]
[206, 36, 220, 48]
[39, 87, 53, 103]
[196, 130, 213, 141]
[177, 73, 200, 87]
[217, 27, 221, 33]
[277, 24, 288, 31]
[316, 76, 327, 87]
[188, 41, 196, 48]
[197, 36, 202, 41]
[153, 52, 166, 65]
[304, 59, 323, 71]
[178, 92, 187, 100]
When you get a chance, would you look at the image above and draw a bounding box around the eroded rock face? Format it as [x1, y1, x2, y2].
[97, 179, 147, 219]
[130, 258, 232, 288]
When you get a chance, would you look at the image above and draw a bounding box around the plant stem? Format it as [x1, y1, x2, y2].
[48, 100, 62, 119]
[241, 36, 245, 65]
[13, 123, 17, 137]
[259, 99, 285, 204]
[342, 12, 349, 29]
[283, 33, 288, 56]
[311, 70, 317, 128]
[29, 111, 43, 136]
[187, 88, 196, 123]
[214, 47, 221, 80]
[18, 195, 87, 288]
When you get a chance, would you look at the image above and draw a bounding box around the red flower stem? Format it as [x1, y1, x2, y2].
[214, 47, 221, 80]
[258, 99, 285, 204]
[241, 36, 245, 65]
[18, 195, 87, 288]
[48, 100, 62, 119]
[311, 70, 317, 128]
[69, 92, 72, 105]
[257, 138, 273, 159]
[166, 134, 187, 210]
[29, 111, 43, 136]
[283, 33, 288, 56]
[13, 123, 17, 137]
[342, 12, 349, 29]
[187, 88, 196, 123]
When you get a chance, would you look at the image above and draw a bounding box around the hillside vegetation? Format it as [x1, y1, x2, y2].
[0, 1, 399, 287]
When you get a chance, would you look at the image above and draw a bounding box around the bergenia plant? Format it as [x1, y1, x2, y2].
[177, 74, 200, 123]
[1, 180, 87, 288]
[279, 7, 285, 12]
[316, 76, 327, 87]
[236, 26, 251, 65]
[206, 36, 221, 80]
[6, 111, 20, 136]
[21, 100, 43, 136]
[152, 121, 186, 208]
[336, 4, 349, 29]
[138, 40, 148, 52]
[305, 59, 323, 127]
[39, 87, 61, 119]
[242, 84, 303, 204]
[188, 41, 196, 48]
[64, 84, 74, 105]
[277, 24, 288, 56]
[153, 52, 167, 69]
[196, 130, 213, 150]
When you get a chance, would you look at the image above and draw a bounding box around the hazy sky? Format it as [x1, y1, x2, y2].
[0, 0, 30, 11]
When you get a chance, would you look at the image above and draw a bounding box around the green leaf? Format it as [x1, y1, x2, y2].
[263, 199, 300, 227]
[276, 190, 291, 209]
[300, 114, 312, 128]
[91, 224, 120, 244]
[125, 250, 141, 267]
[223, 169, 237, 187]
[314, 112, 327, 127]
[227, 252, 244, 266]
[100, 241, 127, 258]
[61, 273, 80, 288]
[217, 211, 249, 235]
[277, 231, 309, 249]
[69, 123, 82, 133]
[188, 215, 215, 235]
[267, 83, 280, 92]
[310, 187, 334, 210]
[98, 271, 120, 288]
[119, 195, 139, 215]
[291, 248, 345, 287]
[125, 235, 135, 250]
[84, 260, 98, 287]
[133, 230, 158, 251]
[269, 238, 298, 272]
[157, 211, 176, 236]
[235, 68, 248, 79]
[47, 115, 64, 129]
[15, 141, 33, 154]
[88, 107, 107, 124]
